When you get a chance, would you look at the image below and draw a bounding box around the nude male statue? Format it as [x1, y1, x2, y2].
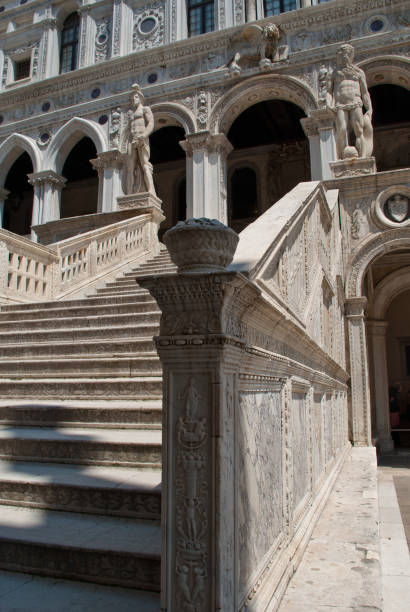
[126, 84, 156, 195]
[327, 43, 373, 159]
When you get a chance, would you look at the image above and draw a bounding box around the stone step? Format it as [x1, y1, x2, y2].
[103, 280, 141, 289]
[0, 338, 156, 359]
[0, 505, 160, 590]
[123, 265, 175, 277]
[0, 426, 162, 468]
[0, 299, 159, 322]
[0, 399, 162, 428]
[0, 356, 161, 378]
[0, 460, 161, 519]
[0, 322, 159, 345]
[0, 377, 162, 400]
[0, 311, 160, 332]
[94, 286, 144, 295]
[0, 290, 150, 313]
[0, 570, 160, 611]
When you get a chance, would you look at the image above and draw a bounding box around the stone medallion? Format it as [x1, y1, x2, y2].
[386, 194, 409, 222]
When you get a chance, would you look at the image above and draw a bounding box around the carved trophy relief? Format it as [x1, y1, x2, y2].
[175, 377, 209, 611]
[95, 19, 110, 63]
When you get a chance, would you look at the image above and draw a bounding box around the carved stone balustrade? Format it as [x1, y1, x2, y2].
[140, 200, 350, 611]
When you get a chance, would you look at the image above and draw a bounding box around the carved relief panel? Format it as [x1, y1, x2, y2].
[133, 2, 165, 51]
[238, 388, 283, 600]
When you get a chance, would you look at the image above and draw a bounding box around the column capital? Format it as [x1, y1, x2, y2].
[90, 150, 124, 172]
[345, 296, 367, 318]
[180, 132, 233, 157]
[27, 171, 66, 190]
[367, 320, 389, 336]
[0, 187, 10, 201]
[41, 17, 57, 30]
[301, 108, 336, 137]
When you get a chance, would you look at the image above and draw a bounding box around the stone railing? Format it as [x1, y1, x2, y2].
[140, 183, 350, 612]
[0, 213, 155, 304]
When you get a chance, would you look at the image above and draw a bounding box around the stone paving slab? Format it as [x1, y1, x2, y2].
[279, 448, 382, 611]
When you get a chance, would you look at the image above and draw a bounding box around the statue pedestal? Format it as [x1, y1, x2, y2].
[117, 192, 165, 251]
[330, 156, 376, 179]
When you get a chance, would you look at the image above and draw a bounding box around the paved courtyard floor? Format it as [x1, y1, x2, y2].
[279, 447, 410, 612]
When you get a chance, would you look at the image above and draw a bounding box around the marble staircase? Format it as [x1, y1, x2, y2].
[0, 248, 175, 609]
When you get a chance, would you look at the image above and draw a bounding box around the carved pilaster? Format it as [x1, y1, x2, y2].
[139, 267, 260, 611]
[345, 297, 372, 446]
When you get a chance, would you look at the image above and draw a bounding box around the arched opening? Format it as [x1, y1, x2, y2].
[227, 99, 310, 232]
[385, 288, 410, 448]
[60, 137, 98, 219]
[362, 247, 410, 451]
[149, 125, 186, 233]
[370, 84, 410, 172]
[3, 152, 34, 236]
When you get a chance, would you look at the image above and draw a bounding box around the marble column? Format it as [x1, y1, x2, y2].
[90, 150, 123, 213]
[140, 264, 258, 612]
[301, 109, 337, 181]
[367, 320, 394, 452]
[180, 132, 232, 222]
[28, 171, 66, 228]
[0, 187, 10, 228]
[346, 297, 372, 446]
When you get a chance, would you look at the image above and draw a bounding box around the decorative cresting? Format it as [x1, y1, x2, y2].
[346, 227, 410, 299]
[164, 218, 239, 273]
[209, 74, 318, 135]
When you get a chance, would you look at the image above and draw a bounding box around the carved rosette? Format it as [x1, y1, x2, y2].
[164, 218, 239, 274]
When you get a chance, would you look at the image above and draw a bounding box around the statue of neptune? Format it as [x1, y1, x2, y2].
[327, 44, 373, 160]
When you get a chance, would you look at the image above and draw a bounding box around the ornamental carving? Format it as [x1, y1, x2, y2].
[133, 2, 165, 51]
[95, 19, 111, 63]
[175, 378, 209, 611]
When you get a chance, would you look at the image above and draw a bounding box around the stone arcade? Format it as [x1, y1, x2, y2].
[0, 0, 409, 610]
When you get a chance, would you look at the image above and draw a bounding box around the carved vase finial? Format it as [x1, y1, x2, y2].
[164, 218, 239, 274]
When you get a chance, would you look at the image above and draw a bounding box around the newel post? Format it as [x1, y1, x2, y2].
[139, 219, 259, 611]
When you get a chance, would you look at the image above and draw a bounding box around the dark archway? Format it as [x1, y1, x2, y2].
[3, 152, 34, 236]
[149, 125, 186, 232]
[370, 84, 410, 171]
[61, 137, 98, 219]
[227, 99, 310, 232]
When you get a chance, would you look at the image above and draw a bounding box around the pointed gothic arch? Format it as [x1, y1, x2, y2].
[0, 133, 41, 187]
[47, 117, 107, 174]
